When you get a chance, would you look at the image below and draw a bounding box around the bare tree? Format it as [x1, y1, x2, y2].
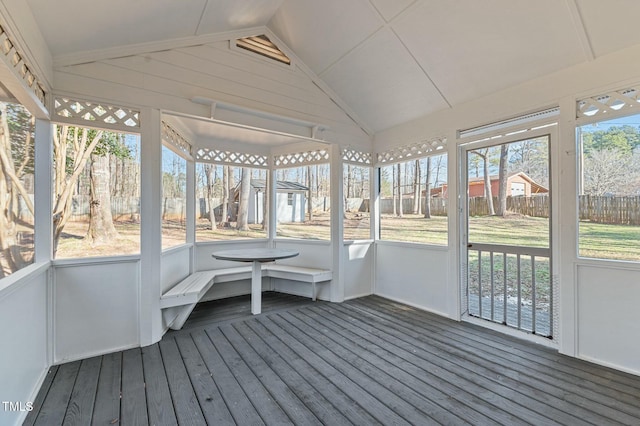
[53, 126, 104, 253]
[0, 102, 35, 275]
[496, 144, 509, 217]
[397, 163, 403, 217]
[413, 159, 421, 214]
[236, 167, 251, 230]
[203, 164, 217, 229]
[222, 166, 230, 223]
[471, 149, 495, 215]
[307, 165, 313, 221]
[424, 157, 432, 219]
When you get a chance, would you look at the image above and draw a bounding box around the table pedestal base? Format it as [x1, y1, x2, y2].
[251, 260, 262, 315]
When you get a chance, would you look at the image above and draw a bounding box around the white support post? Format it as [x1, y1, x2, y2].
[446, 130, 461, 320]
[251, 261, 262, 314]
[557, 96, 578, 357]
[268, 162, 277, 247]
[34, 119, 53, 263]
[186, 159, 195, 272]
[371, 162, 380, 296]
[330, 144, 344, 302]
[139, 108, 163, 346]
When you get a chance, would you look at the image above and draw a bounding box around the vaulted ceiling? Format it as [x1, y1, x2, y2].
[24, 0, 640, 133]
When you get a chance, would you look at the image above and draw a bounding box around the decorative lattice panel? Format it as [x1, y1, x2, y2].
[342, 148, 372, 165]
[376, 138, 447, 165]
[274, 149, 330, 167]
[196, 147, 268, 168]
[162, 122, 192, 157]
[54, 97, 140, 130]
[0, 24, 46, 106]
[577, 87, 640, 120]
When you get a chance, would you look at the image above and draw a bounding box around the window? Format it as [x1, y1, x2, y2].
[577, 114, 640, 261]
[0, 101, 35, 277]
[344, 164, 371, 240]
[53, 124, 141, 259]
[379, 154, 448, 244]
[162, 145, 187, 249]
[276, 165, 330, 240]
[195, 163, 267, 241]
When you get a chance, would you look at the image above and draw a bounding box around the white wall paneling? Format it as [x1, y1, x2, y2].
[53, 260, 139, 363]
[161, 245, 192, 294]
[0, 265, 49, 426]
[343, 241, 373, 300]
[576, 263, 640, 375]
[375, 242, 449, 318]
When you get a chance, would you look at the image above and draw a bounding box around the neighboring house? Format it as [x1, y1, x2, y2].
[234, 179, 308, 224]
[429, 172, 548, 199]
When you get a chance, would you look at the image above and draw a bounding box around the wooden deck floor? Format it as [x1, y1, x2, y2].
[26, 293, 640, 425]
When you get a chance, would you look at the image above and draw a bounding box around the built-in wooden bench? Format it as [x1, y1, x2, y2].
[161, 265, 331, 330]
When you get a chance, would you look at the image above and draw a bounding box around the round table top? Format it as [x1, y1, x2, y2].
[212, 248, 299, 263]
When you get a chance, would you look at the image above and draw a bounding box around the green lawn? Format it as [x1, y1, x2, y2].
[56, 213, 640, 263]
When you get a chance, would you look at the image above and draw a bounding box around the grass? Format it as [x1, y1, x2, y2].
[54, 213, 640, 262]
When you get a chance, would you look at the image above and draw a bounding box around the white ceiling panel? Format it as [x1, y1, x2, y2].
[323, 28, 448, 132]
[368, 0, 416, 22]
[268, 0, 383, 74]
[26, 0, 208, 56]
[393, 0, 587, 105]
[576, 0, 640, 58]
[196, 0, 283, 35]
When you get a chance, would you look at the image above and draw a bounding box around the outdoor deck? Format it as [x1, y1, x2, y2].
[26, 293, 640, 425]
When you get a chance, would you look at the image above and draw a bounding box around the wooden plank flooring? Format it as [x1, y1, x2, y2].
[26, 292, 640, 425]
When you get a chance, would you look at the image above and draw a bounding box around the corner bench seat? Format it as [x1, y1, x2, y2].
[161, 265, 332, 330]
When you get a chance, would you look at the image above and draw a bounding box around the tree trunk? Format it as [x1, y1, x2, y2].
[204, 164, 217, 229]
[307, 166, 313, 221]
[222, 166, 230, 224]
[397, 163, 403, 217]
[497, 144, 509, 217]
[472, 149, 495, 215]
[52, 126, 104, 254]
[392, 165, 397, 216]
[236, 167, 251, 231]
[413, 159, 421, 214]
[86, 153, 119, 245]
[482, 152, 495, 215]
[424, 157, 432, 219]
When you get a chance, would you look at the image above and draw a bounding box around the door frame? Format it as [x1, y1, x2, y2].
[457, 122, 560, 345]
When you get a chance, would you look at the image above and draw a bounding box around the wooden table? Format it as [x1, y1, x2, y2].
[211, 248, 299, 314]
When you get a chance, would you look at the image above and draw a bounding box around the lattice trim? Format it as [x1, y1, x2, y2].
[0, 24, 46, 106]
[577, 87, 640, 120]
[162, 122, 192, 156]
[54, 96, 140, 130]
[274, 148, 330, 167]
[342, 148, 372, 165]
[196, 147, 268, 168]
[376, 138, 447, 165]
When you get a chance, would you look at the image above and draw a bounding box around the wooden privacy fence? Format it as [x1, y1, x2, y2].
[580, 195, 640, 225]
[67, 194, 640, 225]
[467, 195, 549, 218]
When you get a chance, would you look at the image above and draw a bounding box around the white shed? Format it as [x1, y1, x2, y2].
[237, 180, 308, 224]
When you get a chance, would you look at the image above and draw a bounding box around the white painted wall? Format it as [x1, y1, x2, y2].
[161, 245, 191, 293]
[53, 260, 139, 363]
[375, 242, 450, 318]
[0, 264, 49, 426]
[344, 241, 373, 300]
[576, 263, 640, 374]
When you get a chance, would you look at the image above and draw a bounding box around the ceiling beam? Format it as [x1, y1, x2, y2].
[565, 0, 595, 61]
[53, 26, 267, 68]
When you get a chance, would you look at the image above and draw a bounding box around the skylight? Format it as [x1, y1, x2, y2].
[236, 35, 291, 65]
